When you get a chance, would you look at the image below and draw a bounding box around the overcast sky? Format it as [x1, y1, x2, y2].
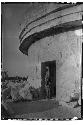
[2, 3, 33, 77]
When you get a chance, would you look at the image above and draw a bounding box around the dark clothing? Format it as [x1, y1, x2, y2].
[45, 77, 51, 98]
[45, 70, 51, 98]
[45, 84, 50, 98]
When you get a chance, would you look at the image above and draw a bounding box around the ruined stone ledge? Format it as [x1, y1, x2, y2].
[19, 19, 82, 55]
[19, 4, 82, 40]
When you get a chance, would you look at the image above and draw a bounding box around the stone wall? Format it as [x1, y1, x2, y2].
[27, 29, 82, 102]
[19, 3, 82, 102]
[20, 4, 82, 43]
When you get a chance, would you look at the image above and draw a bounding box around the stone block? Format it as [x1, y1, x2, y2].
[11, 86, 22, 101]
[2, 87, 11, 102]
[19, 84, 32, 100]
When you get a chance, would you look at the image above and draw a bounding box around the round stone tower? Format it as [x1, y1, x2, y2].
[19, 3, 83, 102]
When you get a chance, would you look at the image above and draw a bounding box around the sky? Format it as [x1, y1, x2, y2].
[2, 3, 33, 77]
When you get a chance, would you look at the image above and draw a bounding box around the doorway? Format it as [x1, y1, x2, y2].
[41, 60, 56, 99]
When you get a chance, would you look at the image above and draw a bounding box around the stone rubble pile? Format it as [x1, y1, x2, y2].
[2, 80, 42, 102]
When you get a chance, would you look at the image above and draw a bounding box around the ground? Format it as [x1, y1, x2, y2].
[24, 105, 80, 119]
[3, 98, 81, 120]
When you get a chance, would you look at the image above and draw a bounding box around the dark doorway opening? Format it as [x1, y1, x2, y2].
[41, 60, 56, 99]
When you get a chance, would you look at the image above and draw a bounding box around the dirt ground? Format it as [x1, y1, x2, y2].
[3, 98, 81, 120]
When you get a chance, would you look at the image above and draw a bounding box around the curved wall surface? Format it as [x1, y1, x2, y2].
[19, 3, 83, 102]
[19, 4, 82, 55]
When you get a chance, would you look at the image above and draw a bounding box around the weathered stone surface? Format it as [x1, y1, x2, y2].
[2, 87, 11, 102]
[19, 84, 32, 100]
[19, 4, 82, 102]
[27, 30, 82, 102]
[11, 86, 22, 101]
[20, 4, 82, 42]
[10, 82, 27, 101]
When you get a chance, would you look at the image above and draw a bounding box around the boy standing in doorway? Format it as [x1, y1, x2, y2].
[45, 66, 51, 99]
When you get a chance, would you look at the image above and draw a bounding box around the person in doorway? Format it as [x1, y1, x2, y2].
[45, 66, 51, 99]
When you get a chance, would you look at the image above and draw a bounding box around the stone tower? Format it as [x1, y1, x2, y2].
[19, 3, 83, 102]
